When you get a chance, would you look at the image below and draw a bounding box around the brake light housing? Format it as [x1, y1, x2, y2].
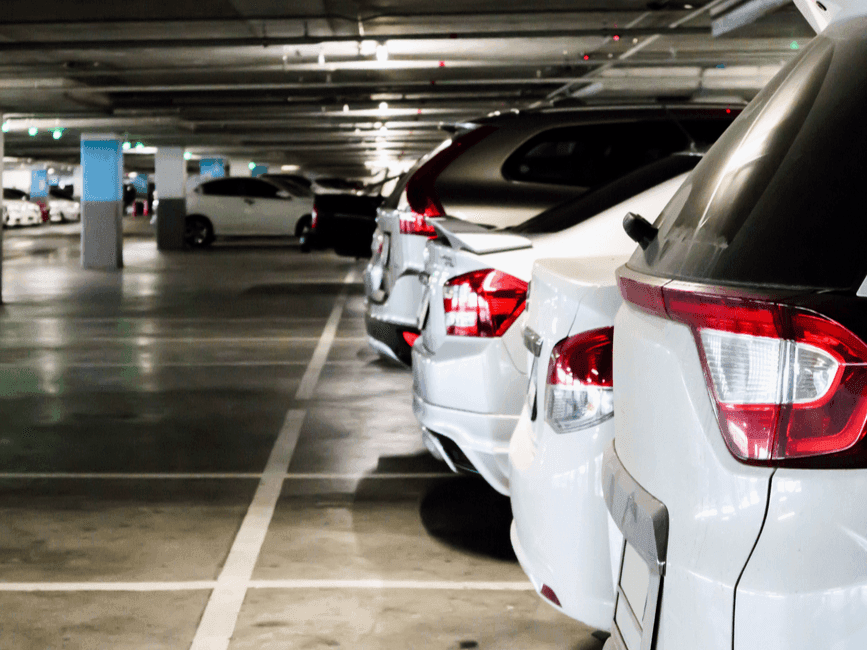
[311, 206, 318, 230]
[619, 274, 867, 464]
[399, 125, 496, 237]
[545, 327, 615, 434]
[443, 269, 527, 338]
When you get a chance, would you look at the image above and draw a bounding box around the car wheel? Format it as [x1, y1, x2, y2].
[295, 214, 311, 238]
[184, 215, 214, 248]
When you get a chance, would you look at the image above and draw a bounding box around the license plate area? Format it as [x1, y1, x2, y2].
[603, 444, 668, 650]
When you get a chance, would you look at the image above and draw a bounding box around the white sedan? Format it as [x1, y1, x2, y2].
[185, 176, 313, 247]
[48, 190, 81, 223]
[3, 189, 42, 227]
[509, 255, 625, 630]
[412, 155, 698, 495]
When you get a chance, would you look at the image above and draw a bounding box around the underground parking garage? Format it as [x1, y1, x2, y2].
[0, 2, 830, 649]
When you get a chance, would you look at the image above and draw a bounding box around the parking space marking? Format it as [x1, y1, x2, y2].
[0, 580, 532, 592]
[294, 269, 356, 400]
[190, 408, 305, 650]
[0, 472, 451, 479]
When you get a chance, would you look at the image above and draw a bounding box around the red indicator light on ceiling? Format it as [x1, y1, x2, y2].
[613, 34, 620, 41]
[439, 61, 445, 67]
[726, 108, 731, 113]
[583, 55, 590, 61]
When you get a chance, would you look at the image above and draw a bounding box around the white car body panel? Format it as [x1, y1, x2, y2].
[5, 199, 42, 226]
[793, 0, 867, 33]
[509, 256, 626, 629]
[48, 198, 81, 222]
[735, 468, 867, 649]
[611, 299, 774, 649]
[411, 172, 690, 495]
[186, 190, 311, 237]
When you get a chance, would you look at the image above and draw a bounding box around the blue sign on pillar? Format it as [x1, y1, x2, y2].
[131, 174, 148, 195]
[30, 170, 48, 198]
[81, 136, 124, 269]
[48, 175, 60, 187]
[251, 165, 269, 177]
[199, 158, 225, 179]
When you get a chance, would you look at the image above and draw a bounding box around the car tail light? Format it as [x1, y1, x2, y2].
[545, 327, 614, 433]
[443, 269, 527, 337]
[619, 276, 867, 463]
[540, 584, 562, 607]
[402, 331, 420, 347]
[39, 203, 49, 222]
[398, 211, 437, 237]
[311, 206, 318, 230]
[399, 125, 496, 236]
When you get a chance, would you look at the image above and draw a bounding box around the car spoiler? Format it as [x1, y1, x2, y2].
[431, 217, 533, 255]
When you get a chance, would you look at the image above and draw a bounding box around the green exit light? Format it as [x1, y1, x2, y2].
[184, 151, 192, 160]
[28, 126, 38, 136]
[791, 41, 799, 50]
[248, 162, 256, 170]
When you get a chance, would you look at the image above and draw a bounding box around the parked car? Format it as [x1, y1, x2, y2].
[604, 21, 867, 650]
[3, 188, 42, 227]
[509, 255, 625, 630]
[413, 154, 701, 495]
[48, 187, 81, 223]
[184, 176, 314, 247]
[364, 105, 737, 364]
[300, 176, 402, 258]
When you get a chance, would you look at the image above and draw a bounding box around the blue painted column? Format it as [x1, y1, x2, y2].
[81, 134, 123, 269]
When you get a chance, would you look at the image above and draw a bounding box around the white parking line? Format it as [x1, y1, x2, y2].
[294, 269, 355, 400]
[189, 409, 305, 650]
[0, 472, 450, 480]
[0, 579, 532, 592]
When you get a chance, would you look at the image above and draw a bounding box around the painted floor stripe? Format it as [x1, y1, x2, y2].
[294, 269, 355, 400]
[0, 580, 531, 592]
[190, 409, 305, 650]
[0, 472, 450, 480]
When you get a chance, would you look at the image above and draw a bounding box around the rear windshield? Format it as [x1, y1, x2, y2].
[629, 26, 867, 292]
[511, 154, 701, 235]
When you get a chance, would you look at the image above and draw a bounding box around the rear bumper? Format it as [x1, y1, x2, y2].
[364, 311, 418, 366]
[509, 405, 619, 630]
[412, 391, 516, 496]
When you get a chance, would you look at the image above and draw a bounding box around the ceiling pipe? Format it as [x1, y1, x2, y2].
[0, 27, 710, 53]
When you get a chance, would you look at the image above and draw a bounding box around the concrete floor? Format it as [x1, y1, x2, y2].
[0, 219, 602, 650]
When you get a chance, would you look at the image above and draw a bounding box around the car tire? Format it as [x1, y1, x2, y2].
[184, 215, 214, 248]
[295, 214, 311, 238]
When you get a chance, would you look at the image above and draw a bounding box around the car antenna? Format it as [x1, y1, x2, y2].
[663, 104, 698, 153]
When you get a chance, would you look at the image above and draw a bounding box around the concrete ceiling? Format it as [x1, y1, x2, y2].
[0, 0, 813, 178]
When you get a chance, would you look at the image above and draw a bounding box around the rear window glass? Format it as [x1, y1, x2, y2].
[629, 30, 867, 292]
[502, 119, 729, 188]
[512, 154, 701, 235]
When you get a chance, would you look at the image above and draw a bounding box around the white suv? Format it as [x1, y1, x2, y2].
[605, 20, 867, 650]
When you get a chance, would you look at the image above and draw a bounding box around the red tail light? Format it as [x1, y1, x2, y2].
[311, 206, 318, 230]
[398, 211, 437, 237]
[619, 275, 867, 463]
[39, 203, 49, 222]
[402, 331, 420, 347]
[399, 125, 496, 236]
[540, 584, 562, 607]
[443, 269, 527, 337]
[546, 327, 615, 433]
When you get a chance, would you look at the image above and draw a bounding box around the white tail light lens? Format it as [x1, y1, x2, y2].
[545, 327, 614, 434]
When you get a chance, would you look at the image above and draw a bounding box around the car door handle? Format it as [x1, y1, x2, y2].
[244, 198, 255, 205]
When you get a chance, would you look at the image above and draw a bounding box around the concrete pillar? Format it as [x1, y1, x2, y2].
[80, 134, 123, 270]
[155, 147, 187, 250]
[0, 120, 4, 304]
[228, 158, 252, 176]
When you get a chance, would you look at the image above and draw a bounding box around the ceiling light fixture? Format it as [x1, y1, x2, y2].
[378, 101, 388, 112]
[28, 126, 38, 136]
[1, 122, 9, 133]
[359, 40, 377, 56]
[376, 43, 389, 62]
[184, 151, 192, 160]
[52, 128, 63, 140]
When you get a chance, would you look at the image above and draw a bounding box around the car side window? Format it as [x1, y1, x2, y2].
[200, 179, 247, 196]
[502, 122, 692, 188]
[244, 179, 283, 199]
